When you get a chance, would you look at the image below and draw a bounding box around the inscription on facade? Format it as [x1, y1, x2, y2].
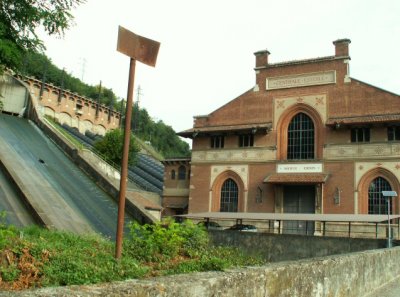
[277, 163, 323, 173]
[266, 71, 336, 90]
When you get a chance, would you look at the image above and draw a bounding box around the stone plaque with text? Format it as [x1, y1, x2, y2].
[277, 163, 323, 173]
[266, 71, 336, 90]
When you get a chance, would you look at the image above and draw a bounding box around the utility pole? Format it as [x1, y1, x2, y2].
[80, 57, 87, 81]
[133, 85, 143, 132]
[96, 81, 102, 119]
[119, 99, 125, 128]
[39, 63, 48, 99]
[58, 68, 65, 104]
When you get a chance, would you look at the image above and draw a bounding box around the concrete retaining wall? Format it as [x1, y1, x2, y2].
[7, 246, 400, 297]
[35, 118, 157, 225]
[209, 230, 390, 262]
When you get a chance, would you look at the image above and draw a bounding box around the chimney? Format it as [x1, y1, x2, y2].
[254, 49, 270, 67]
[333, 38, 351, 57]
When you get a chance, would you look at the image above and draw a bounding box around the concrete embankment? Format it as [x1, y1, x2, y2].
[0, 114, 95, 234]
[0, 114, 135, 237]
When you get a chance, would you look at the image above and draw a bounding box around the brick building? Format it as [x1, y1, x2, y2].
[161, 158, 191, 216]
[165, 39, 400, 227]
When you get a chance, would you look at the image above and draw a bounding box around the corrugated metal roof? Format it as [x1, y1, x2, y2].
[179, 212, 400, 223]
[264, 173, 329, 184]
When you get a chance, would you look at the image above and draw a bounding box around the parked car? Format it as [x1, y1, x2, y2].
[197, 221, 223, 230]
[228, 224, 257, 232]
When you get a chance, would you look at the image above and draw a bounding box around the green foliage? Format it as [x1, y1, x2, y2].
[133, 107, 191, 158]
[125, 219, 208, 262]
[22, 51, 190, 158]
[94, 128, 140, 166]
[22, 51, 118, 109]
[0, 225, 148, 288]
[0, 263, 20, 282]
[0, 0, 85, 71]
[0, 222, 263, 290]
[0, 211, 18, 250]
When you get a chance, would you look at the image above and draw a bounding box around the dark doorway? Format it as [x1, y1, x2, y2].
[283, 185, 315, 235]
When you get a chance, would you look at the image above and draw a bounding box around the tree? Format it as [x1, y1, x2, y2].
[0, 0, 85, 72]
[94, 129, 140, 167]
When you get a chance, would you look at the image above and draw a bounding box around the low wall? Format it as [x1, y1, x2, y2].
[7, 246, 400, 297]
[209, 230, 391, 262]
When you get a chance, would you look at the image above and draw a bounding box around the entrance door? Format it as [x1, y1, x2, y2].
[283, 185, 315, 235]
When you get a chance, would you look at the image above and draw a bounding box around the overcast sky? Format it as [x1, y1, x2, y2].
[39, 0, 400, 134]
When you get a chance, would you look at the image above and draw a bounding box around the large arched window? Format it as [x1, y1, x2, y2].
[220, 178, 238, 212]
[368, 177, 392, 214]
[287, 112, 314, 160]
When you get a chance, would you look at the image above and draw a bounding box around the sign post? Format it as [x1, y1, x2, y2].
[382, 190, 397, 248]
[115, 26, 160, 259]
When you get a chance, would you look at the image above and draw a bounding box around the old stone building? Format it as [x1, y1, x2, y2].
[169, 38, 400, 224]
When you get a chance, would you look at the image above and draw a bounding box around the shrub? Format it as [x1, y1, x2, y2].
[125, 219, 209, 262]
[0, 220, 263, 290]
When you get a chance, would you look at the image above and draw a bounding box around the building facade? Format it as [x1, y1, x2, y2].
[176, 39, 400, 222]
[161, 158, 191, 216]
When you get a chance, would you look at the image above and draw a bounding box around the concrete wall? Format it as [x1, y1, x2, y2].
[209, 230, 390, 262]
[0, 75, 28, 114]
[8, 246, 400, 297]
[33, 117, 157, 225]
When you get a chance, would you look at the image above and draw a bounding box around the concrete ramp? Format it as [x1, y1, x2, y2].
[0, 164, 35, 227]
[0, 137, 93, 234]
[0, 114, 132, 237]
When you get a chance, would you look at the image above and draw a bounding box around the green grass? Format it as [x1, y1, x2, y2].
[133, 136, 164, 161]
[43, 116, 84, 150]
[0, 217, 263, 290]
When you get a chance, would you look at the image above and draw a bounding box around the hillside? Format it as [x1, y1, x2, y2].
[21, 51, 191, 158]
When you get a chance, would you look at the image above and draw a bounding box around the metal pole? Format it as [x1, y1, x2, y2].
[115, 58, 136, 259]
[388, 197, 392, 248]
[398, 218, 399, 240]
[348, 222, 351, 238]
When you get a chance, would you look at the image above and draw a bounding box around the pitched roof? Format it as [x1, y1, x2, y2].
[178, 123, 272, 138]
[326, 114, 400, 126]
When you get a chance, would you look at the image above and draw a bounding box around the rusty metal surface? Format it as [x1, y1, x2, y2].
[179, 212, 400, 223]
[117, 26, 160, 67]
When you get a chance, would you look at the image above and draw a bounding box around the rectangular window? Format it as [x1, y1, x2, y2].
[239, 134, 254, 147]
[211, 135, 224, 148]
[388, 126, 400, 141]
[351, 127, 370, 143]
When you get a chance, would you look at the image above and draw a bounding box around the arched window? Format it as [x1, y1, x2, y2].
[368, 177, 392, 214]
[220, 178, 238, 212]
[171, 170, 176, 180]
[287, 112, 314, 160]
[178, 165, 186, 180]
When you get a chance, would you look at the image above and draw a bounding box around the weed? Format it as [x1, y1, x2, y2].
[0, 220, 263, 290]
